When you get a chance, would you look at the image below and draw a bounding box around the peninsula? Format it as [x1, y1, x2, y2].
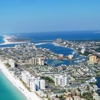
[0, 39, 100, 100]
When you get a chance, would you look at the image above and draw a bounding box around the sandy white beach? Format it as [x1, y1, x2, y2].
[0, 35, 28, 45]
[0, 62, 41, 100]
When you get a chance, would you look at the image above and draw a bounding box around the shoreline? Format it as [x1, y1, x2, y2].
[0, 35, 28, 45]
[35, 42, 49, 46]
[0, 62, 41, 100]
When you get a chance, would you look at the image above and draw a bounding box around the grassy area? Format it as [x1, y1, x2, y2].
[96, 71, 100, 77]
[89, 81, 97, 86]
[5, 63, 11, 68]
[81, 92, 94, 100]
[41, 76, 54, 83]
[25, 64, 31, 68]
[20, 78, 31, 92]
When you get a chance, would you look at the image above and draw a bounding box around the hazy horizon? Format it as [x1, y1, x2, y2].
[0, 0, 100, 34]
[1, 29, 100, 35]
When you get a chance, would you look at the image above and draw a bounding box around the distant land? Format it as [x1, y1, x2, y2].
[5, 35, 30, 43]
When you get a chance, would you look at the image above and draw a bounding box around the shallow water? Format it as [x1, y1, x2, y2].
[0, 70, 27, 100]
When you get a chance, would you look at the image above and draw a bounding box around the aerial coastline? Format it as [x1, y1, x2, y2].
[0, 62, 41, 100]
[1, 0, 100, 99]
[1, 35, 30, 45]
[1, 37, 100, 100]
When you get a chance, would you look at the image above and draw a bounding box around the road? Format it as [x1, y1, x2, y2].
[18, 64, 38, 77]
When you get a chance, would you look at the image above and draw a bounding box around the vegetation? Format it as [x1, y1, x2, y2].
[25, 64, 31, 68]
[96, 71, 100, 77]
[61, 66, 67, 70]
[81, 80, 86, 84]
[41, 76, 54, 83]
[53, 89, 66, 93]
[81, 92, 94, 100]
[90, 82, 97, 86]
[59, 95, 66, 100]
[94, 47, 100, 52]
[77, 88, 81, 92]
[78, 50, 91, 56]
[5, 63, 11, 68]
[20, 78, 31, 92]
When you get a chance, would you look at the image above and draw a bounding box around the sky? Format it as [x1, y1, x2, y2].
[0, 0, 100, 34]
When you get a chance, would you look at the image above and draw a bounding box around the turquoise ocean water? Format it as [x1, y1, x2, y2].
[0, 36, 27, 100]
[0, 70, 27, 100]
